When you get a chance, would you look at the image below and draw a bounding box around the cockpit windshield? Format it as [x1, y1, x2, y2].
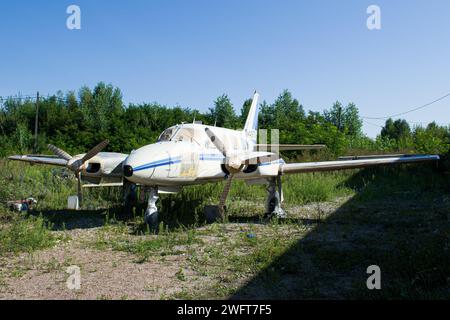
[157, 128, 176, 142]
[157, 126, 203, 145]
[172, 128, 196, 142]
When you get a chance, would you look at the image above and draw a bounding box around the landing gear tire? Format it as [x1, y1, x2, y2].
[265, 176, 287, 220]
[265, 196, 278, 219]
[145, 210, 159, 232]
[204, 205, 225, 224]
[265, 195, 286, 220]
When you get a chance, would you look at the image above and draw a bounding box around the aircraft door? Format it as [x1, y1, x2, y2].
[169, 149, 199, 179]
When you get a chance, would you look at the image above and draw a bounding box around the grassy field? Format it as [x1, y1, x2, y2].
[0, 159, 448, 299]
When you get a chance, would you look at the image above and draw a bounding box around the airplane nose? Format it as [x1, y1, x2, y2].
[123, 165, 133, 177]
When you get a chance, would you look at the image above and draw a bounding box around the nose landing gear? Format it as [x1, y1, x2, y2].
[144, 186, 159, 231]
[123, 182, 160, 231]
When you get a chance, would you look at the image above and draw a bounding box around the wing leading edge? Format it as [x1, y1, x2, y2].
[8, 155, 68, 167]
[280, 154, 440, 174]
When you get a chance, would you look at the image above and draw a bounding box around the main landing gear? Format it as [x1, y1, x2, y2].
[204, 175, 288, 224]
[123, 182, 159, 231]
[265, 176, 287, 219]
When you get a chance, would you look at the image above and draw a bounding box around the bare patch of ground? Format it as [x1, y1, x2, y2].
[0, 231, 184, 299]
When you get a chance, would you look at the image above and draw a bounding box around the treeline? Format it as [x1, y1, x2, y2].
[0, 82, 448, 158]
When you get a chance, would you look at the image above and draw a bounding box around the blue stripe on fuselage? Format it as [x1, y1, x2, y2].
[134, 158, 182, 172]
[199, 153, 224, 161]
[134, 157, 173, 170]
[132, 155, 283, 172]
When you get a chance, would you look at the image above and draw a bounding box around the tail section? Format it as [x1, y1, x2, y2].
[244, 91, 259, 133]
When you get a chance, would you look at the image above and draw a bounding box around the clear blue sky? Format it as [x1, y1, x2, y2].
[1, 0, 449, 137]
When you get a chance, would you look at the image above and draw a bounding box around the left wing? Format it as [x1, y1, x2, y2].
[8, 155, 68, 167]
[280, 154, 440, 174]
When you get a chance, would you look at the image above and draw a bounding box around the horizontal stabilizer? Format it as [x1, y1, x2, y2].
[256, 144, 326, 151]
[233, 151, 278, 164]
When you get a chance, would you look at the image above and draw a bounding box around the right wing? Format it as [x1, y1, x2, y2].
[8, 155, 68, 167]
[280, 154, 440, 174]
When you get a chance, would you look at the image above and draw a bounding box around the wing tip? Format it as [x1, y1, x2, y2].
[8, 155, 24, 160]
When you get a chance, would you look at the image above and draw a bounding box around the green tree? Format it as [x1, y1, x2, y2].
[14, 122, 33, 153]
[413, 123, 449, 154]
[380, 118, 411, 141]
[324, 101, 362, 137]
[324, 101, 344, 131]
[209, 94, 237, 128]
[342, 103, 363, 137]
[259, 100, 275, 129]
[79, 82, 123, 138]
[240, 98, 252, 127]
[379, 118, 412, 150]
[273, 90, 305, 128]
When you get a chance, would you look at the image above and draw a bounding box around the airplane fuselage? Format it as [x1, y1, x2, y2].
[123, 123, 281, 187]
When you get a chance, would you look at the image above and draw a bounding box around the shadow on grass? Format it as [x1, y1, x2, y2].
[227, 215, 323, 226]
[230, 164, 450, 299]
[29, 206, 126, 230]
[31, 198, 211, 232]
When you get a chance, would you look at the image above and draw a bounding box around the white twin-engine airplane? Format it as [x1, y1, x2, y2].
[9, 92, 440, 227]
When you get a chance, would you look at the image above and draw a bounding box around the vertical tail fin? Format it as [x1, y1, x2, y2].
[244, 91, 259, 132]
[243, 91, 259, 146]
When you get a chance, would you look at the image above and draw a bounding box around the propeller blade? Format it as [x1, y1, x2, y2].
[81, 140, 109, 163]
[206, 128, 263, 171]
[205, 128, 228, 157]
[48, 144, 72, 161]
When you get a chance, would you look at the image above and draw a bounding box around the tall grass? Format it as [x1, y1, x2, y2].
[1, 159, 444, 225]
[0, 159, 122, 210]
[0, 212, 61, 256]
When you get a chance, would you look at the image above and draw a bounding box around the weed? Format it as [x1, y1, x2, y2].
[0, 213, 61, 256]
[176, 268, 186, 281]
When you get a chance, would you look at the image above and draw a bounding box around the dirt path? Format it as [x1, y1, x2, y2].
[0, 231, 184, 299]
